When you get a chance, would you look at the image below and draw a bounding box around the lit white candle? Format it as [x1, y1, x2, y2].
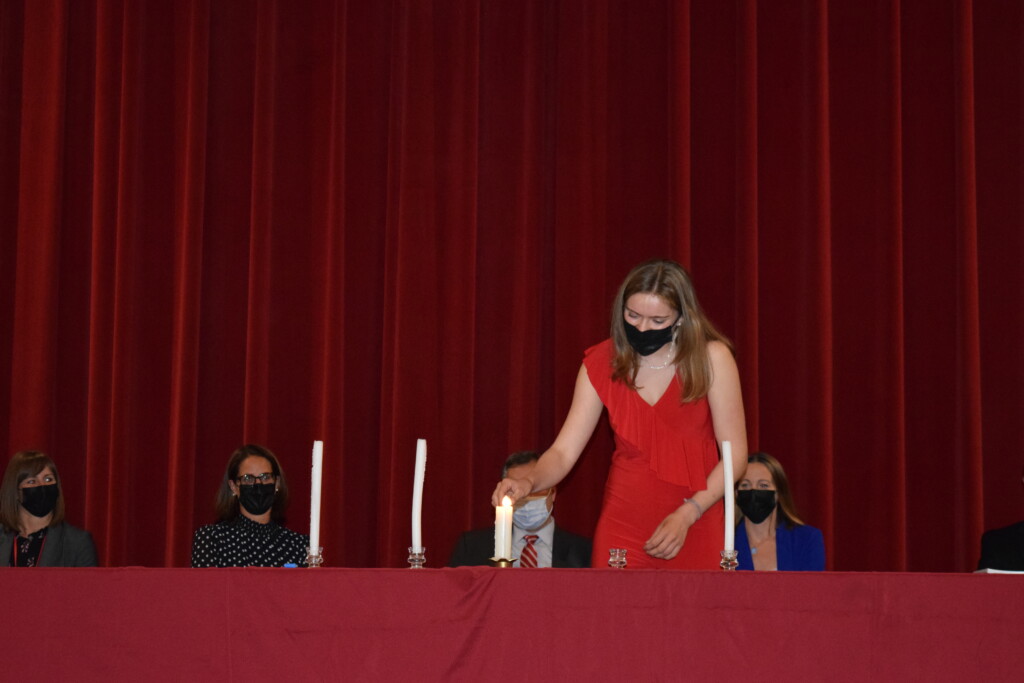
[723, 440, 735, 552]
[494, 496, 513, 559]
[309, 440, 323, 555]
[411, 438, 427, 551]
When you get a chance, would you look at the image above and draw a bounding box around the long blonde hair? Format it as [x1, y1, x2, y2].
[610, 259, 732, 402]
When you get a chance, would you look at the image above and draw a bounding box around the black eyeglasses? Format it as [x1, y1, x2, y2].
[236, 473, 276, 485]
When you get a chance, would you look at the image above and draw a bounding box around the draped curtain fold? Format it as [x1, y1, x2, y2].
[0, 0, 1020, 571]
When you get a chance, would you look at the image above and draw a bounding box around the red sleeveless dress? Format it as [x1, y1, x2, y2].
[584, 339, 724, 569]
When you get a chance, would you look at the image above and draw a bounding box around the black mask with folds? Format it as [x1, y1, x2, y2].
[737, 489, 777, 524]
[21, 483, 59, 518]
[624, 321, 675, 356]
[238, 483, 276, 516]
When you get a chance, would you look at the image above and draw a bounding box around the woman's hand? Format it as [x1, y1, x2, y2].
[488, 365, 605, 508]
[643, 504, 700, 559]
[491, 477, 533, 507]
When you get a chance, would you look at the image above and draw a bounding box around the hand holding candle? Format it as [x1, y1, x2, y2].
[722, 440, 735, 552]
[494, 496, 513, 559]
[309, 440, 323, 556]
[411, 439, 427, 552]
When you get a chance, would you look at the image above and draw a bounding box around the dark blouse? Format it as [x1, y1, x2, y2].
[191, 515, 309, 568]
[9, 527, 47, 567]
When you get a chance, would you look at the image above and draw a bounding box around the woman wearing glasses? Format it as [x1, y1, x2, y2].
[191, 444, 309, 567]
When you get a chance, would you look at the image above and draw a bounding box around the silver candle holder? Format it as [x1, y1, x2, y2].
[408, 547, 426, 569]
[608, 548, 627, 569]
[720, 549, 738, 571]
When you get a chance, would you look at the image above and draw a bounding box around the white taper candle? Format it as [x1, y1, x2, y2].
[723, 440, 735, 552]
[411, 438, 427, 551]
[309, 440, 323, 555]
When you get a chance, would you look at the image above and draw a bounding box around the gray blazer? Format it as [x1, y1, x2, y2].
[0, 522, 98, 567]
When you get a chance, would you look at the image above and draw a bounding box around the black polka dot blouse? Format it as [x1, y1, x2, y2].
[191, 515, 310, 567]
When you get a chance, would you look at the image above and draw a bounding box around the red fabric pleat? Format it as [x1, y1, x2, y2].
[953, 0, 984, 571]
[9, 0, 66, 449]
[165, 0, 209, 567]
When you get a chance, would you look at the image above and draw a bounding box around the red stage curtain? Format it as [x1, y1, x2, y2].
[0, 0, 1020, 571]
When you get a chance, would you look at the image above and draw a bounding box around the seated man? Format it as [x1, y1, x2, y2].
[977, 470, 1024, 571]
[448, 451, 591, 568]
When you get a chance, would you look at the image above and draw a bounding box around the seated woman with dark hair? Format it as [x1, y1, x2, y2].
[0, 450, 98, 567]
[191, 444, 309, 567]
[735, 452, 824, 571]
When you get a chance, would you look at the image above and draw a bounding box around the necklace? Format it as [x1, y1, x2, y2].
[640, 344, 675, 370]
[745, 518, 774, 557]
[745, 528, 774, 557]
[749, 533, 775, 555]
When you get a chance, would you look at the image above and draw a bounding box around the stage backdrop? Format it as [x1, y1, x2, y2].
[0, 0, 1020, 571]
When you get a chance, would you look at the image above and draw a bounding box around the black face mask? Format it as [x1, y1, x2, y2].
[21, 483, 60, 518]
[238, 483, 276, 516]
[624, 321, 675, 356]
[737, 489, 777, 524]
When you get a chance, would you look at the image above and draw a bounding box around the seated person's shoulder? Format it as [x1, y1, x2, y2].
[555, 525, 593, 567]
[192, 521, 232, 544]
[448, 528, 493, 567]
[54, 522, 98, 566]
[60, 522, 93, 541]
[978, 520, 1024, 569]
[792, 523, 824, 541]
[193, 521, 219, 536]
[559, 526, 591, 544]
[279, 525, 310, 544]
[983, 520, 1024, 539]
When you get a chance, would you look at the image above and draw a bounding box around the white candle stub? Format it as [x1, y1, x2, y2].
[494, 495, 513, 559]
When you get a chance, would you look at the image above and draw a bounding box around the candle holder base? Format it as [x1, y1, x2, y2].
[408, 547, 426, 569]
[608, 548, 627, 569]
[307, 547, 324, 568]
[488, 557, 514, 568]
[720, 549, 738, 571]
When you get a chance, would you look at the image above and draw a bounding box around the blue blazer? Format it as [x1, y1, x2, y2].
[736, 521, 824, 571]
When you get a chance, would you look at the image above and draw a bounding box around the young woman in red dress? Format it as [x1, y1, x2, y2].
[493, 260, 748, 568]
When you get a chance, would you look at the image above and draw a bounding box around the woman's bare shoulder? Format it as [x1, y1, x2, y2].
[706, 339, 735, 362]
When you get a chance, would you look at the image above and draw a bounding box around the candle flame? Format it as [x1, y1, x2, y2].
[501, 495, 512, 507]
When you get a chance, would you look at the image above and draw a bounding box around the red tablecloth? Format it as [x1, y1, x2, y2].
[7, 567, 1019, 681]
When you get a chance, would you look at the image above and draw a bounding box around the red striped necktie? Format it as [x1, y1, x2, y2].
[519, 534, 539, 568]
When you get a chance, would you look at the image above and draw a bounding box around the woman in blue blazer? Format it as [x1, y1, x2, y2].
[735, 452, 824, 571]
